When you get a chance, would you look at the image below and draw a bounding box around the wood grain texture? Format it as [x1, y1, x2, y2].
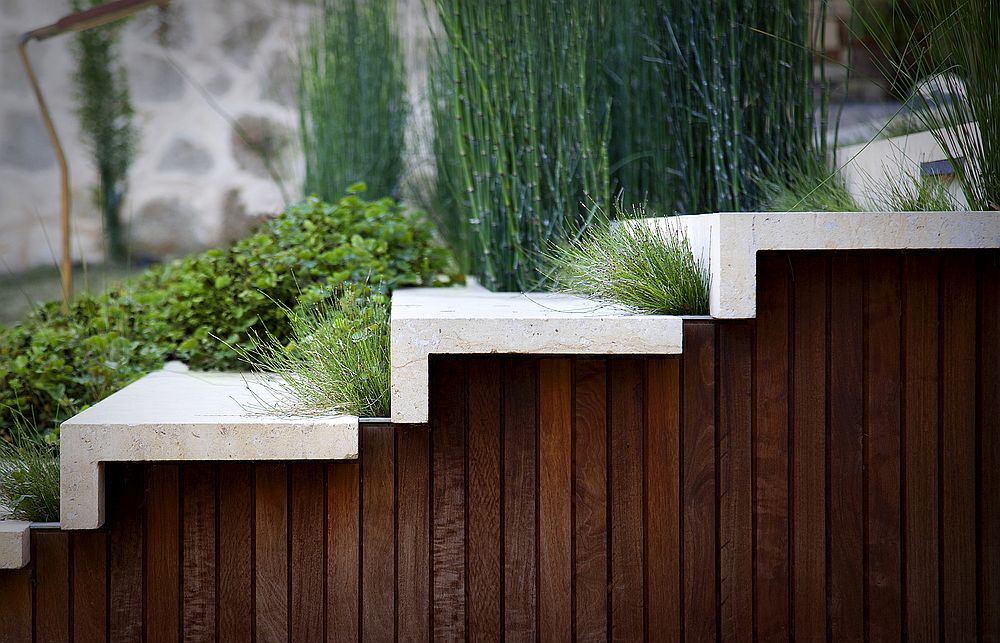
[33, 530, 69, 643]
[255, 462, 289, 642]
[864, 255, 902, 643]
[145, 463, 180, 643]
[940, 254, 977, 642]
[217, 462, 253, 642]
[109, 464, 144, 643]
[754, 253, 791, 642]
[72, 531, 108, 642]
[432, 357, 467, 640]
[903, 254, 940, 641]
[573, 358, 609, 642]
[829, 255, 864, 642]
[718, 324, 752, 643]
[539, 358, 573, 642]
[503, 357, 538, 641]
[0, 567, 32, 643]
[466, 358, 502, 643]
[790, 254, 827, 643]
[327, 461, 360, 642]
[362, 424, 396, 642]
[979, 252, 1000, 639]
[681, 324, 717, 643]
[396, 424, 431, 641]
[645, 357, 681, 643]
[291, 462, 325, 642]
[181, 463, 217, 643]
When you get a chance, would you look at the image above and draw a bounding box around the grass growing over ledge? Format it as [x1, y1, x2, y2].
[235, 286, 390, 418]
[0, 428, 59, 522]
[548, 205, 710, 315]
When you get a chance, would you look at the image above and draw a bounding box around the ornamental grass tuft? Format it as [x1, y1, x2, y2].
[548, 205, 710, 315]
[0, 426, 59, 522]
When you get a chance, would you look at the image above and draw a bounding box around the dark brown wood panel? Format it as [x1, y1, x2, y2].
[218, 462, 253, 642]
[291, 462, 325, 642]
[431, 357, 467, 640]
[466, 357, 502, 643]
[979, 252, 1000, 638]
[828, 255, 864, 641]
[255, 462, 289, 642]
[681, 324, 716, 642]
[864, 255, 903, 643]
[396, 424, 431, 641]
[0, 567, 32, 643]
[718, 324, 752, 643]
[573, 357, 609, 642]
[145, 463, 180, 643]
[362, 424, 395, 642]
[181, 463, 216, 643]
[790, 253, 827, 643]
[538, 359, 573, 641]
[72, 530, 108, 642]
[327, 460, 360, 642]
[502, 357, 538, 641]
[33, 530, 69, 643]
[754, 252, 791, 642]
[645, 357, 681, 643]
[109, 465, 144, 643]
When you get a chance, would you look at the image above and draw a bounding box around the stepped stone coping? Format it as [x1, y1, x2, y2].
[0, 520, 30, 569]
[647, 211, 1000, 319]
[60, 368, 357, 529]
[390, 288, 685, 424]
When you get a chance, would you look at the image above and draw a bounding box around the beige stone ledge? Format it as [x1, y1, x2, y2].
[0, 520, 30, 569]
[390, 289, 685, 424]
[60, 369, 358, 530]
[647, 211, 1000, 319]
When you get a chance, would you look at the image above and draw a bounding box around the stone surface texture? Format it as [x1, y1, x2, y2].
[647, 211, 1000, 319]
[0, 520, 30, 569]
[390, 288, 685, 424]
[60, 369, 358, 529]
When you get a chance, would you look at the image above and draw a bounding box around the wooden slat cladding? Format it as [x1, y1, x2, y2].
[1, 249, 997, 642]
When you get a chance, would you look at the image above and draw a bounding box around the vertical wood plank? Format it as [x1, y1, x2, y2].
[217, 463, 253, 642]
[539, 358, 573, 641]
[33, 530, 70, 643]
[718, 324, 753, 643]
[397, 423, 431, 641]
[466, 357, 502, 643]
[864, 255, 902, 643]
[255, 462, 289, 642]
[327, 461, 360, 642]
[574, 358, 609, 641]
[145, 463, 180, 643]
[503, 357, 537, 641]
[903, 254, 940, 641]
[72, 531, 109, 642]
[681, 324, 716, 642]
[754, 252, 790, 642]
[940, 254, 977, 642]
[645, 357, 681, 643]
[978, 252, 1000, 639]
[829, 255, 865, 642]
[790, 254, 827, 643]
[610, 358, 645, 642]
[291, 462, 325, 642]
[362, 424, 395, 642]
[432, 356, 467, 639]
[182, 463, 217, 643]
[0, 567, 32, 643]
[109, 464, 144, 643]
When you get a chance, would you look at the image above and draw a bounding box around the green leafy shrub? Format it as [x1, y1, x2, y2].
[548, 205, 710, 315]
[0, 187, 459, 437]
[235, 285, 390, 418]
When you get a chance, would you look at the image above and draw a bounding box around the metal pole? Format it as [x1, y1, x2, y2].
[17, 36, 72, 313]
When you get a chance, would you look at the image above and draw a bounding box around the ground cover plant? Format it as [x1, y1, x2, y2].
[0, 427, 59, 522]
[235, 284, 390, 418]
[0, 186, 458, 438]
[548, 204, 710, 315]
[300, 0, 408, 201]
